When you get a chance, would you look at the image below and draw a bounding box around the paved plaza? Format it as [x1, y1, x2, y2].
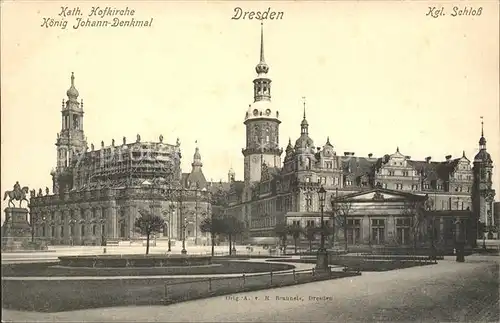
[2, 255, 498, 322]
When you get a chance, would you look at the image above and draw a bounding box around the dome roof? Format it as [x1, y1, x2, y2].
[474, 149, 492, 162]
[193, 147, 201, 160]
[301, 118, 309, 127]
[245, 100, 279, 122]
[294, 134, 314, 150]
[255, 62, 269, 74]
[66, 72, 79, 100]
[479, 136, 486, 146]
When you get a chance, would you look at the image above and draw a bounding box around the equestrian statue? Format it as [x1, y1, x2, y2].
[3, 181, 30, 208]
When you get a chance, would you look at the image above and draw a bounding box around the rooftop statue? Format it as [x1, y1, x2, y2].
[3, 181, 30, 208]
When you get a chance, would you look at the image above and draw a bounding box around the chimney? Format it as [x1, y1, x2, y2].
[350, 152, 356, 156]
[425, 156, 431, 163]
[368, 153, 373, 158]
[344, 152, 350, 156]
[405, 156, 411, 159]
[445, 155, 452, 161]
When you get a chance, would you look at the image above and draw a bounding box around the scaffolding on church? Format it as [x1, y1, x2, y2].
[74, 138, 181, 192]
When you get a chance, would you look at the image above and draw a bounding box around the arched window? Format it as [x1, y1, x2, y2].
[60, 226, 64, 237]
[81, 225, 85, 237]
[92, 225, 96, 235]
[51, 226, 55, 237]
[42, 226, 46, 237]
[101, 225, 105, 236]
[70, 225, 74, 236]
[306, 158, 312, 170]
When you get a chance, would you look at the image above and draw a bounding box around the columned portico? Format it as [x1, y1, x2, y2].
[285, 188, 473, 251]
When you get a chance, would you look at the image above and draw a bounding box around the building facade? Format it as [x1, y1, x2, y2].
[29, 74, 214, 246]
[27, 26, 496, 248]
[221, 24, 495, 249]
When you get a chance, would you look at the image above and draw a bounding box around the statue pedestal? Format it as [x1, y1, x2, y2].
[2, 207, 32, 251]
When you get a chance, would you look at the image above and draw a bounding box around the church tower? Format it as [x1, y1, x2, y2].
[53, 72, 87, 194]
[242, 23, 282, 184]
[472, 117, 496, 238]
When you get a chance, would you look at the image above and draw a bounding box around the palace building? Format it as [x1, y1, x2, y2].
[29, 73, 219, 246]
[28, 25, 496, 250]
[221, 24, 496, 250]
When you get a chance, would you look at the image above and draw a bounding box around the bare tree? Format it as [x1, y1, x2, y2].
[401, 200, 427, 250]
[288, 224, 303, 254]
[331, 196, 353, 251]
[134, 209, 165, 255]
[305, 226, 318, 252]
[274, 222, 288, 255]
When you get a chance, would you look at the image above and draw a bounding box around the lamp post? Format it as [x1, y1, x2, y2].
[168, 210, 173, 252]
[163, 203, 175, 252]
[454, 218, 465, 262]
[316, 186, 329, 272]
[195, 184, 200, 246]
[99, 217, 106, 247]
[30, 214, 36, 243]
[181, 217, 188, 254]
[69, 218, 76, 246]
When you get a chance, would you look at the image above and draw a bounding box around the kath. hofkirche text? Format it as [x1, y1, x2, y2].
[40, 6, 154, 29]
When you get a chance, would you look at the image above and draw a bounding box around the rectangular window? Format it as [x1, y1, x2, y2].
[403, 171, 409, 177]
[346, 219, 361, 245]
[334, 177, 339, 185]
[371, 219, 385, 244]
[306, 220, 315, 227]
[325, 161, 333, 169]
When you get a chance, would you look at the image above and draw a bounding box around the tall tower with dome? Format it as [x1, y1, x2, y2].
[472, 118, 496, 238]
[242, 23, 283, 186]
[52, 72, 87, 194]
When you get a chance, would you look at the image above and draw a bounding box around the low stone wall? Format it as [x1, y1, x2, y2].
[58, 254, 212, 268]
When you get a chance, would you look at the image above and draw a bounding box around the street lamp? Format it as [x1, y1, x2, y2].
[30, 214, 37, 243]
[454, 218, 465, 262]
[181, 217, 188, 254]
[163, 204, 175, 252]
[99, 217, 106, 247]
[168, 210, 174, 252]
[316, 186, 329, 272]
[68, 218, 76, 246]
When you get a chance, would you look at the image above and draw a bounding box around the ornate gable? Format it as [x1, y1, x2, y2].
[334, 188, 427, 203]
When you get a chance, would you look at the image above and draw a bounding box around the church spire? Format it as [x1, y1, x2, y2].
[255, 22, 269, 75]
[301, 96, 309, 135]
[479, 116, 486, 149]
[253, 22, 271, 103]
[192, 141, 202, 168]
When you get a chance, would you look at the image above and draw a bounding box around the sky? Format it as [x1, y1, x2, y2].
[1, 1, 499, 220]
